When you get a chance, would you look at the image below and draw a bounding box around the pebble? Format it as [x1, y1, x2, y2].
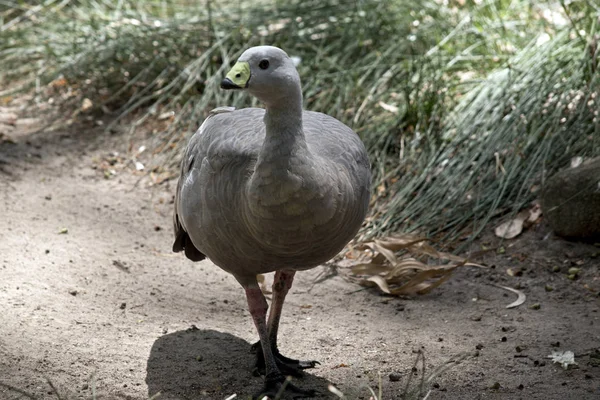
[389, 372, 401, 382]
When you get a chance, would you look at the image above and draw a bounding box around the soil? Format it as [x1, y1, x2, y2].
[1, 109, 599, 400]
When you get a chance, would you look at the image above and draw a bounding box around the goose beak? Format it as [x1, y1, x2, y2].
[220, 77, 241, 90]
[221, 61, 250, 90]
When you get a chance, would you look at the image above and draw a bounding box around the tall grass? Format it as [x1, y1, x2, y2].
[1, 0, 598, 245]
[371, 29, 600, 244]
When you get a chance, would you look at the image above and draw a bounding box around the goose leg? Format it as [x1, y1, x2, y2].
[245, 284, 316, 399]
[252, 270, 320, 378]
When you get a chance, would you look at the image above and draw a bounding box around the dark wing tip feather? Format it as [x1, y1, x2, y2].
[173, 229, 206, 262]
[173, 213, 206, 262]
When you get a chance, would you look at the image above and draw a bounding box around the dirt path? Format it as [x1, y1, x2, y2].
[1, 116, 599, 400]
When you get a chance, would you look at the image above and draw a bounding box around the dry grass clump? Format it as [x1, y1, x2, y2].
[338, 233, 484, 296]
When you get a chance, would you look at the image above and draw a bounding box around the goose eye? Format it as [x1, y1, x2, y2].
[258, 59, 270, 70]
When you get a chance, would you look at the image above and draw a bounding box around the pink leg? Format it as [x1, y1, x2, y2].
[252, 270, 319, 378]
[267, 270, 295, 348]
[245, 285, 280, 380]
[244, 283, 316, 399]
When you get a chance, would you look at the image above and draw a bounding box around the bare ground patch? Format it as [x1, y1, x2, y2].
[1, 121, 599, 400]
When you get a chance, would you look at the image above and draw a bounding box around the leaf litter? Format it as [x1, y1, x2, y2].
[491, 284, 527, 309]
[338, 234, 485, 296]
[494, 203, 542, 239]
[548, 351, 576, 369]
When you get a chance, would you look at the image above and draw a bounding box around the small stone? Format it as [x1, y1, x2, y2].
[518, 384, 524, 390]
[69, 290, 78, 296]
[45, 249, 50, 254]
[501, 337, 507, 342]
[120, 302, 126, 310]
[552, 265, 561, 273]
[389, 372, 401, 382]
[568, 267, 580, 276]
[529, 303, 541, 310]
[476, 344, 484, 350]
[544, 285, 553, 292]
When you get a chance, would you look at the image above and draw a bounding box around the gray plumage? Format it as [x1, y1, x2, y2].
[173, 63, 370, 285]
[172, 45, 370, 398]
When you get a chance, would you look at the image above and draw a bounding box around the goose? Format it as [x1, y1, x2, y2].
[172, 45, 371, 398]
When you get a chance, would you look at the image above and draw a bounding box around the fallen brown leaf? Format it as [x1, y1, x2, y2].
[341, 233, 485, 296]
[493, 284, 526, 309]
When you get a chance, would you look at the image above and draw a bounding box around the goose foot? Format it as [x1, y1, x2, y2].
[251, 341, 320, 378]
[253, 373, 317, 400]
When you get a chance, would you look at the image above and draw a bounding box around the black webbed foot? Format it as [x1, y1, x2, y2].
[251, 341, 320, 377]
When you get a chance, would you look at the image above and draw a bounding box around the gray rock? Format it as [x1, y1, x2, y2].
[542, 158, 600, 238]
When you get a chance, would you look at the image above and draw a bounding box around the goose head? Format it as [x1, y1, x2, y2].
[221, 46, 301, 107]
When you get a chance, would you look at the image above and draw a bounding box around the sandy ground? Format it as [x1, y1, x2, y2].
[1, 114, 599, 400]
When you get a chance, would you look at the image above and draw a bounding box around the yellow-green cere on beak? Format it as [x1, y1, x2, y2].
[221, 61, 250, 89]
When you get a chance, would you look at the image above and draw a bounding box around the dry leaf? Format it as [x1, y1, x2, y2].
[494, 285, 526, 309]
[366, 275, 392, 294]
[340, 233, 485, 296]
[495, 218, 524, 239]
[548, 351, 576, 369]
[49, 77, 67, 88]
[495, 205, 542, 239]
[570, 156, 583, 168]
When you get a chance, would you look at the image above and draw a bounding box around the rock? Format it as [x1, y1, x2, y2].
[389, 372, 402, 382]
[542, 158, 600, 239]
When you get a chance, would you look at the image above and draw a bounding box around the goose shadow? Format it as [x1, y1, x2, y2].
[146, 327, 332, 399]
